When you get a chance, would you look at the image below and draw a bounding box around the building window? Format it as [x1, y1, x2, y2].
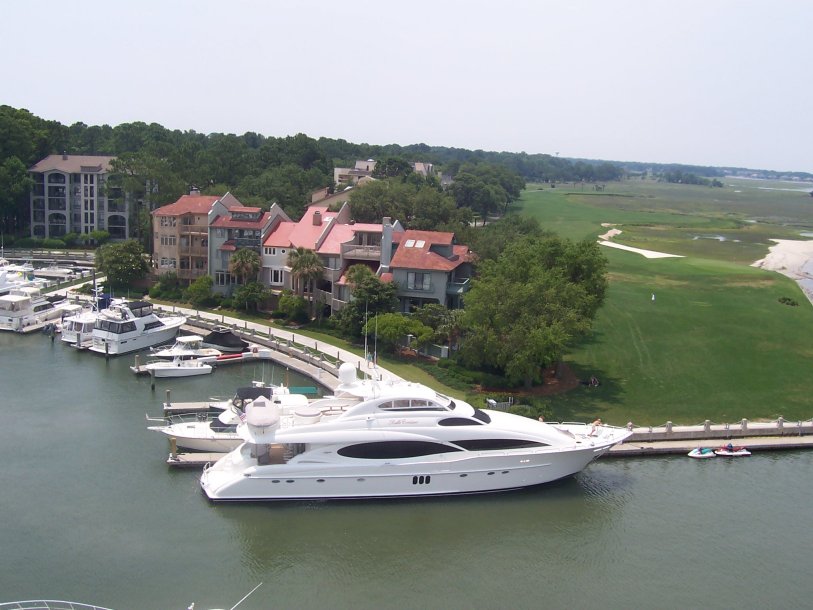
[407, 272, 431, 291]
[215, 271, 236, 286]
[271, 268, 283, 284]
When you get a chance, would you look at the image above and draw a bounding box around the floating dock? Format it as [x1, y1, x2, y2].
[166, 452, 226, 468]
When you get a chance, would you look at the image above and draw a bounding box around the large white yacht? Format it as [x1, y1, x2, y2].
[201, 363, 631, 501]
[0, 286, 70, 332]
[89, 300, 186, 356]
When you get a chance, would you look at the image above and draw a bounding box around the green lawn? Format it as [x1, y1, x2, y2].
[519, 179, 813, 425]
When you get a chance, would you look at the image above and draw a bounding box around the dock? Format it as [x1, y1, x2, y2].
[609, 434, 813, 456]
[166, 452, 226, 468]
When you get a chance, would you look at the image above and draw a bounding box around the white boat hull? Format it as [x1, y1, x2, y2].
[148, 362, 213, 378]
[152, 426, 240, 452]
[201, 442, 614, 501]
[89, 317, 185, 355]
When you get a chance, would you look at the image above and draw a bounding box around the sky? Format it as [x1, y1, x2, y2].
[2, 0, 811, 173]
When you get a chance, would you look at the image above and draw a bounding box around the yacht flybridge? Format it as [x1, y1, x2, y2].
[201, 363, 631, 501]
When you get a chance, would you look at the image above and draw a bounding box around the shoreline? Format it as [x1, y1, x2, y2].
[751, 238, 813, 306]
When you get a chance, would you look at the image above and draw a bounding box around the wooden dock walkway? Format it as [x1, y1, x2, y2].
[608, 434, 813, 456]
[163, 434, 813, 469]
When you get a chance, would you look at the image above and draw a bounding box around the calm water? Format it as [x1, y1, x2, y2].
[1, 332, 812, 609]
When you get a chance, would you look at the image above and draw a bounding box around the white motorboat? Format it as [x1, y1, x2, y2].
[152, 334, 222, 360]
[149, 409, 243, 452]
[200, 363, 632, 501]
[143, 355, 214, 378]
[149, 386, 311, 451]
[0, 286, 70, 332]
[688, 447, 716, 459]
[89, 300, 186, 356]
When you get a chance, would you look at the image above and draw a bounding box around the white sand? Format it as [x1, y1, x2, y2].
[752, 239, 813, 305]
[597, 224, 683, 259]
[752, 239, 813, 278]
[598, 240, 684, 259]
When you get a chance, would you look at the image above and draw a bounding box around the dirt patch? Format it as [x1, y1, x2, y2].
[479, 363, 581, 398]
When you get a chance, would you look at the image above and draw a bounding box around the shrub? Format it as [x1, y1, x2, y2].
[42, 238, 66, 249]
[778, 296, 799, 307]
[14, 237, 42, 248]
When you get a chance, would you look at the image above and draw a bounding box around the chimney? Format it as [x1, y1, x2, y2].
[189, 186, 200, 196]
[313, 210, 322, 226]
[62, 151, 68, 160]
[381, 217, 394, 268]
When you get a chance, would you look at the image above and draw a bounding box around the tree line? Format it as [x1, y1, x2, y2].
[1, 104, 622, 236]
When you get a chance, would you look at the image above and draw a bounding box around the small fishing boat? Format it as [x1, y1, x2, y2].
[688, 447, 716, 459]
[149, 408, 243, 452]
[714, 445, 751, 457]
[143, 355, 214, 378]
[152, 334, 222, 360]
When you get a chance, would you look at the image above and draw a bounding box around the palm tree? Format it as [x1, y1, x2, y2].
[287, 247, 324, 316]
[229, 248, 261, 286]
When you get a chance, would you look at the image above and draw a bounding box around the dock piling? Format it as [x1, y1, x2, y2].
[166, 389, 171, 408]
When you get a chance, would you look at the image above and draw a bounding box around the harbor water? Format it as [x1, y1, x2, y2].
[1, 331, 812, 609]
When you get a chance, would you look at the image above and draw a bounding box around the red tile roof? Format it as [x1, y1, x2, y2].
[316, 222, 382, 255]
[153, 194, 222, 216]
[262, 206, 340, 249]
[389, 230, 471, 272]
[219, 241, 237, 252]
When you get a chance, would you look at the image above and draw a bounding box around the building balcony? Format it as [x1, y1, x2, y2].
[179, 245, 209, 257]
[177, 268, 208, 280]
[446, 277, 471, 295]
[341, 243, 381, 260]
[180, 224, 208, 236]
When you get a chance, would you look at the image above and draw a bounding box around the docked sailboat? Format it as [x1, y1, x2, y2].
[200, 363, 632, 501]
[89, 301, 185, 356]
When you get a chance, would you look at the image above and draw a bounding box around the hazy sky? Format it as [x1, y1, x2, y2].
[3, 0, 811, 172]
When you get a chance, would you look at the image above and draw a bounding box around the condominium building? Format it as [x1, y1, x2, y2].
[152, 190, 242, 283]
[28, 154, 130, 239]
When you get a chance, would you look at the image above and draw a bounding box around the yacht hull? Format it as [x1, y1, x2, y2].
[89, 317, 185, 355]
[201, 444, 613, 501]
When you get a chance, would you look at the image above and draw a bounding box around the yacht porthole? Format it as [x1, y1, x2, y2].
[357, 478, 365, 482]
[286, 480, 294, 483]
[459, 473, 468, 478]
[317, 479, 325, 483]
[501, 471, 509, 474]
[487, 472, 495, 475]
[271, 480, 280, 483]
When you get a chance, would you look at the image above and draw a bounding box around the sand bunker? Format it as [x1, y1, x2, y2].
[597, 224, 683, 259]
[598, 240, 684, 259]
